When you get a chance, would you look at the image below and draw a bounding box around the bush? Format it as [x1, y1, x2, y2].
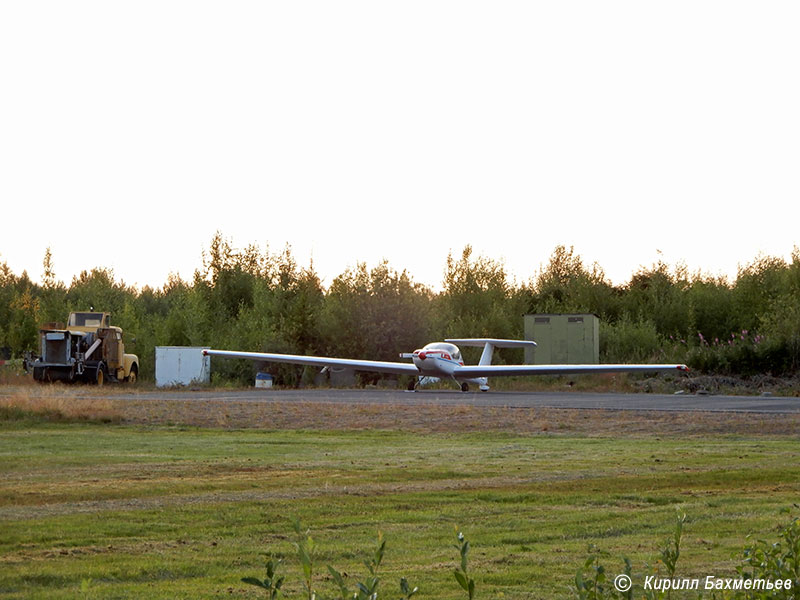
[686, 331, 784, 377]
[601, 317, 663, 363]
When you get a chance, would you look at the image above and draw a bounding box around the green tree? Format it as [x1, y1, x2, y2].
[529, 245, 620, 319]
[622, 260, 690, 338]
[66, 268, 131, 318]
[0, 261, 17, 351]
[38, 247, 68, 326]
[440, 245, 522, 337]
[8, 285, 40, 355]
[322, 261, 432, 361]
[685, 275, 736, 343]
[267, 246, 324, 355]
[732, 254, 789, 333]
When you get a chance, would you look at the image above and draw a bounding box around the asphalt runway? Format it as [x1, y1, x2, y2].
[105, 388, 800, 414]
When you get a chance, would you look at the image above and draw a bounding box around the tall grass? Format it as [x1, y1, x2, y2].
[0, 387, 121, 423]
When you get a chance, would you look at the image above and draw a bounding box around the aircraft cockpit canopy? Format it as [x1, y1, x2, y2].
[423, 342, 462, 361]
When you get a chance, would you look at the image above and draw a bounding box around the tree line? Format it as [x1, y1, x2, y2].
[1, 234, 799, 383]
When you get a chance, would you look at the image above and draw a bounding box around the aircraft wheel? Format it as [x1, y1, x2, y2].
[460, 382, 469, 392]
[407, 379, 416, 391]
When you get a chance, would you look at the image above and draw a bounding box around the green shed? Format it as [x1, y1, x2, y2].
[523, 314, 599, 364]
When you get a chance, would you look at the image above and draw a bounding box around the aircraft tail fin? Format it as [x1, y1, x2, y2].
[445, 338, 537, 366]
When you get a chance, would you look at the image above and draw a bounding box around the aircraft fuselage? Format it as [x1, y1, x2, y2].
[411, 342, 464, 377]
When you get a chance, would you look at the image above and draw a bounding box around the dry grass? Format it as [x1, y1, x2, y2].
[0, 385, 122, 423]
[3, 381, 800, 435]
[0, 371, 32, 386]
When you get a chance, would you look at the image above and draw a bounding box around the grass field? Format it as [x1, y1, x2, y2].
[1, 391, 799, 599]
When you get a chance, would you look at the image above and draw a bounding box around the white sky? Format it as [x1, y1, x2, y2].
[1, 1, 798, 291]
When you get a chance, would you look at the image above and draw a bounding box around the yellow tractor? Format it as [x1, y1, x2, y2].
[28, 312, 139, 385]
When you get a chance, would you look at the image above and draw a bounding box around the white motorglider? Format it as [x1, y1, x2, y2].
[203, 338, 689, 392]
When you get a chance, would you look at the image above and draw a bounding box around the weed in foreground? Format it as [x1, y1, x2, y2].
[453, 529, 476, 600]
[241, 514, 800, 599]
[242, 519, 433, 599]
[242, 558, 285, 599]
[574, 510, 800, 599]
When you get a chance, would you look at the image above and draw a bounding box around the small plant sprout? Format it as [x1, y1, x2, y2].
[399, 576, 419, 600]
[245, 521, 420, 600]
[453, 529, 476, 600]
[659, 510, 686, 580]
[79, 578, 92, 595]
[574, 545, 634, 600]
[355, 530, 386, 600]
[242, 557, 285, 599]
[326, 564, 351, 600]
[738, 510, 800, 598]
[326, 531, 386, 600]
[292, 517, 317, 600]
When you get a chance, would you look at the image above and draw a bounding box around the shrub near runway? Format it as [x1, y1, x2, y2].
[1, 421, 800, 599]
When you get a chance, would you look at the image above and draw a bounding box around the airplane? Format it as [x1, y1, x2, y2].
[202, 338, 689, 392]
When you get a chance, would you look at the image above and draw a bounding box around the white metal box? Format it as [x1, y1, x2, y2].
[255, 372, 273, 388]
[155, 346, 211, 387]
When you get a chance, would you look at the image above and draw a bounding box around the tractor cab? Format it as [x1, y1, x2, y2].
[67, 312, 111, 333]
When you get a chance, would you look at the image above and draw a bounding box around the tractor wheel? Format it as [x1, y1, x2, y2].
[126, 365, 138, 384]
[94, 363, 107, 386]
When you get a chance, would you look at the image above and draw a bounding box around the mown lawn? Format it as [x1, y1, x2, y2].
[1, 423, 799, 599]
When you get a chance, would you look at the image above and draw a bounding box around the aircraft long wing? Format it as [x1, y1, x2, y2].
[454, 363, 689, 378]
[202, 349, 420, 376]
[445, 338, 537, 348]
